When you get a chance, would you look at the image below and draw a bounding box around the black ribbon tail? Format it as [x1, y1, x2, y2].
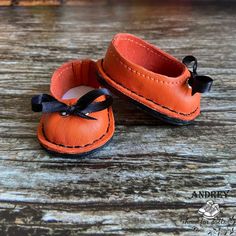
[182, 55, 213, 96]
[189, 75, 213, 95]
[76, 111, 97, 120]
[31, 94, 54, 112]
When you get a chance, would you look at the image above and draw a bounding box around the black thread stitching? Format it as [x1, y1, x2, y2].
[101, 61, 198, 117]
[41, 109, 111, 148]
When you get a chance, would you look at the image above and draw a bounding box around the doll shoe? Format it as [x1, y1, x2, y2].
[203, 203, 220, 219]
[31, 60, 115, 157]
[198, 200, 214, 215]
[97, 33, 213, 125]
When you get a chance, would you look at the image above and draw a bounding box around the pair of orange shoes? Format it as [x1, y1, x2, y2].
[32, 33, 213, 157]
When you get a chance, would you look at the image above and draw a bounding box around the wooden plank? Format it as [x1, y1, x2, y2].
[3, 0, 61, 6]
[0, 151, 236, 203]
[0, 202, 235, 236]
[0, 1, 235, 235]
[0, 0, 108, 6]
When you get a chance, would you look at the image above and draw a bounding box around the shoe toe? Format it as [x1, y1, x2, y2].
[198, 209, 205, 214]
[37, 108, 114, 155]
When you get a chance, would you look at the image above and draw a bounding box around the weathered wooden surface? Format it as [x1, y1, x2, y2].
[0, 1, 236, 235]
[0, 0, 116, 6]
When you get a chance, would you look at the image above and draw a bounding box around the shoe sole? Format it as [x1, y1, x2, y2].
[97, 73, 193, 126]
[40, 137, 113, 159]
[198, 210, 204, 215]
[203, 211, 220, 220]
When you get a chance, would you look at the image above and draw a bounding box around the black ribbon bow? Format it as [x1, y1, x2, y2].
[182, 55, 213, 95]
[31, 88, 113, 120]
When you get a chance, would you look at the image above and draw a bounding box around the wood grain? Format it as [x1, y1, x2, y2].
[0, 1, 236, 235]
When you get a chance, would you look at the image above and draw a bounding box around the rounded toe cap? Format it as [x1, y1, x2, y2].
[37, 108, 114, 155]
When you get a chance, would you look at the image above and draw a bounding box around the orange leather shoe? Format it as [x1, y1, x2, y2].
[97, 33, 213, 125]
[32, 60, 115, 157]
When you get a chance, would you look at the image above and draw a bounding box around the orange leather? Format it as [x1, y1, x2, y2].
[96, 33, 201, 121]
[37, 60, 115, 155]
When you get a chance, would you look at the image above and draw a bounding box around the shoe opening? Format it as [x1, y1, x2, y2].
[113, 33, 184, 78]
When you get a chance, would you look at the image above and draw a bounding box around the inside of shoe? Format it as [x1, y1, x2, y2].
[51, 60, 99, 100]
[62, 86, 94, 99]
[114, 36, 184, 77]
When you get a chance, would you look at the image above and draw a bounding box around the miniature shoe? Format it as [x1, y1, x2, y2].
[198, 200, 214, 215]
[32, 60, 115, 157]
[97, 33, 213, 125]
[203, 203, 220, 219]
